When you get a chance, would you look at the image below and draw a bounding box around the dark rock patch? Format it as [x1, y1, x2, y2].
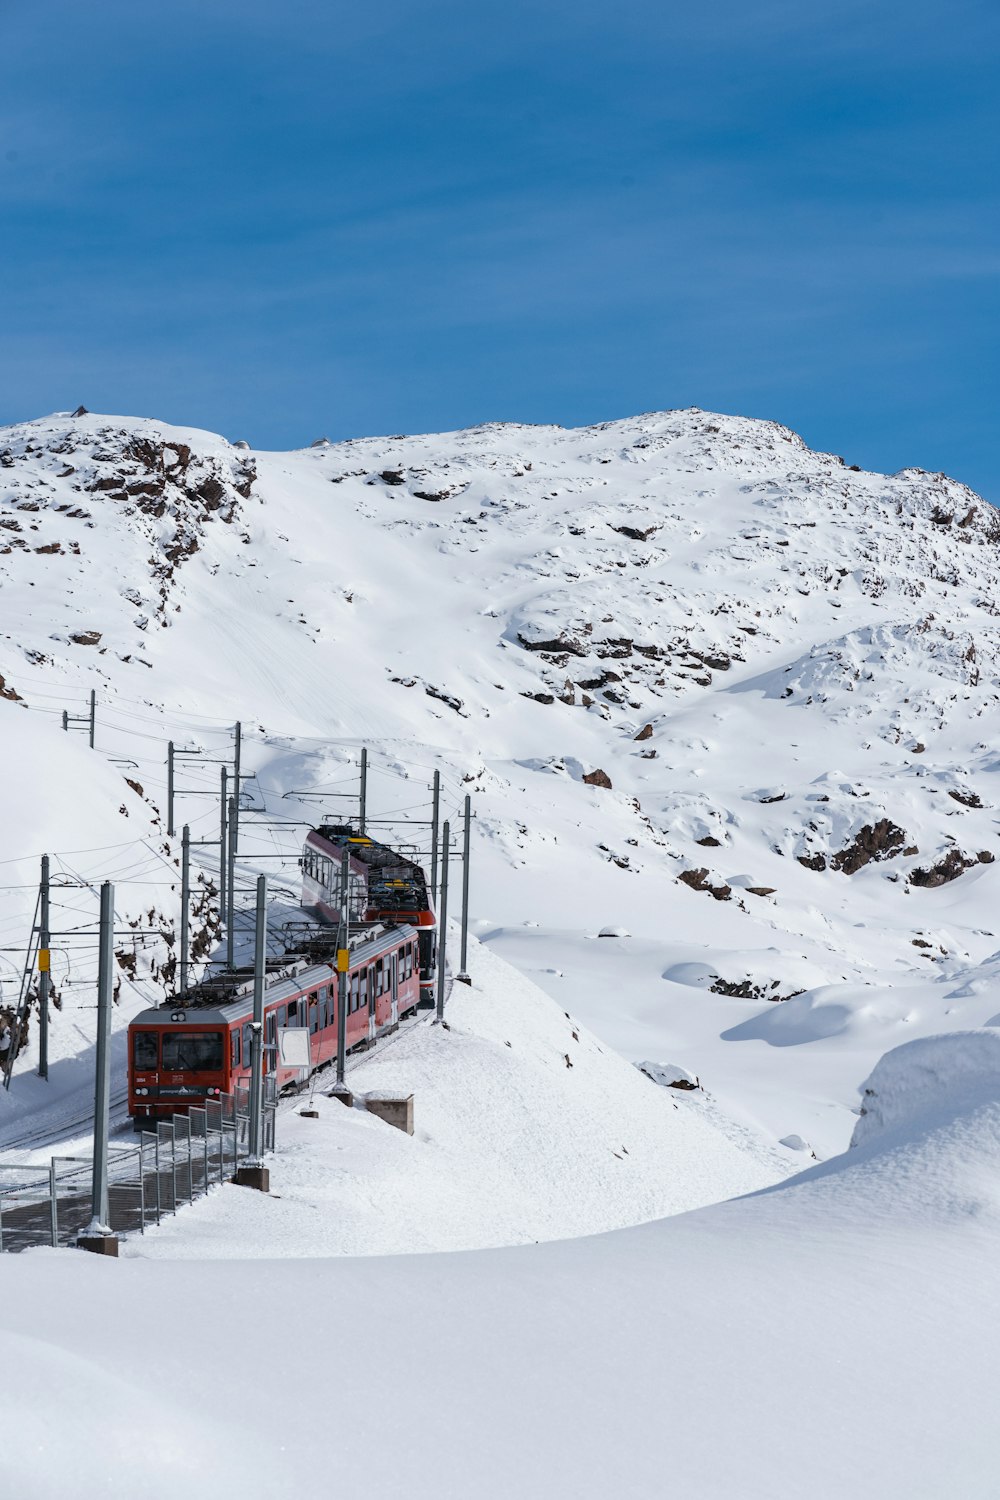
[518, 633, 588, 657]
[679, 868, 731, 901]
[583, 768, 612, 789]
[909, 849, 979, 888]
[831, 819, 907, 875]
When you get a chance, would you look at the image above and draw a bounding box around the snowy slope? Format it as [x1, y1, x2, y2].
[11, 1029, 1000, 1500]
[129, 932, 789, 1258]
[1, 405, 1000, 1159]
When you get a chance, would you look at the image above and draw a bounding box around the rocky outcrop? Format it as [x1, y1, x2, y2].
[831, 819, 908, 875]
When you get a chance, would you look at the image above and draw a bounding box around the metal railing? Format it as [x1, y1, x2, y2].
[0, 1085, 277, 1252]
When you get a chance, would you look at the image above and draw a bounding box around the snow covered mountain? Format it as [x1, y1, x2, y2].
[2, 403, 1000, 1156]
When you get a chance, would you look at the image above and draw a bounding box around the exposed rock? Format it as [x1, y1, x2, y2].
[70, 629, 102, 646]
[909, 849, 976, 888]
[518, 633, 588, 657]
[583, 768, 612, 789]
[612, 523, 660, 542]
[633, 723, 654, 741]
[696, 836, 721, 847]
[830, 819, 907, 875]
[797, 852, 828, 872]
[425, 683, 464, 714]
[746, 886, 776, 897]
[948, 788, 984, 808]
[709, 976, 805, 1001]
[679, 868, 731, 901]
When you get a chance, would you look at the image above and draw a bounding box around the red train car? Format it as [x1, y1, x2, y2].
[128, 922, 420, 1126]
[302, 824, 437, 1005]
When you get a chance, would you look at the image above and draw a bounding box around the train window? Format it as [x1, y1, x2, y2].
[350, 973, 359, 1012]
[287, 999, 299, 1021]
[231, 1031, 240, 1069]
[310, 1000, 319, 1034]
[133, 1031, 158, 1070]
[162, 1032, 223, 1072]
[243, 1022, 253, 1061]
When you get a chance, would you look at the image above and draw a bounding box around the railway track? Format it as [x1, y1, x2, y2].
[0, 1087, 131, 1158]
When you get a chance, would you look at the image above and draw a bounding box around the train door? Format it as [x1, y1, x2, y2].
[390, 953, 399, 1027]
[367, 965, 376, 1044]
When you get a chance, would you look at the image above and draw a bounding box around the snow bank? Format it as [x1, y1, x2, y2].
[19, 1027, 1000, 1500]
[851, 1029, 1000, 1149]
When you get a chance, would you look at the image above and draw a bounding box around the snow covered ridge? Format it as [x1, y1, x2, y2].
[851, 1029, 1000, 1151]
[4, 402, 1000, 1158]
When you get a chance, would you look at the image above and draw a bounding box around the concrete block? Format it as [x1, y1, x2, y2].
[233, 1164, 270, 1192]
[364, 1092, 414, 1135]
[77, 1235, 119, 1257]
[327, 1086, 354, 1107]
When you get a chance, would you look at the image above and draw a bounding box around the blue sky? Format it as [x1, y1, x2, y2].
[2, 0, 998, 497]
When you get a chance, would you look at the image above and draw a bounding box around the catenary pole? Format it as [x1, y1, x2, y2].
[436, 821, 450, 1022]
[458, 794, 471, 982]
[232, 721, 242, 874]
[88, 688, 96, 750]
[38, 855, 50, 1080]
[336, 848, 349, 1086]
[166, 741, 175, 838]
[88, 881, 114, 1234]
[180, 824, 190, 994]
[248, 875, 266, 1166]
[219, 767, 228, 924]
[226, 796, 237, 969]
[359, 747, 368, 835]
[430, 770, 440, 902]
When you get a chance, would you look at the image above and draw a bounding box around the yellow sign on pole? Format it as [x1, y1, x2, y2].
[336, 949, 350, 972]
[38, 948, 50, 973]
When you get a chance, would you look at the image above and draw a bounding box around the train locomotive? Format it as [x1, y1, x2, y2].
[127, 824, 434, 1126]
[301, 824, 437, 1006]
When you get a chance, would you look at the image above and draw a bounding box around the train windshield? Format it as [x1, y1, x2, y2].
[161, 1031, 224, 1072]
[133, 1031, 159, 1070]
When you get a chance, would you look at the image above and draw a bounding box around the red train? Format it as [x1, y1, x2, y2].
[301, 824, 437, 1005]
[128, 921, 420, 1126]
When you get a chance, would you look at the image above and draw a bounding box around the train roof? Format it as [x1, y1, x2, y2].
[129, 920, 417, 1029]
[307, 824, 432, 912]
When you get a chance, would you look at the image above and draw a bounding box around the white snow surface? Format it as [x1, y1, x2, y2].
[11, 1026, 1000, 1499]
[3, 405, 1000, 1493]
